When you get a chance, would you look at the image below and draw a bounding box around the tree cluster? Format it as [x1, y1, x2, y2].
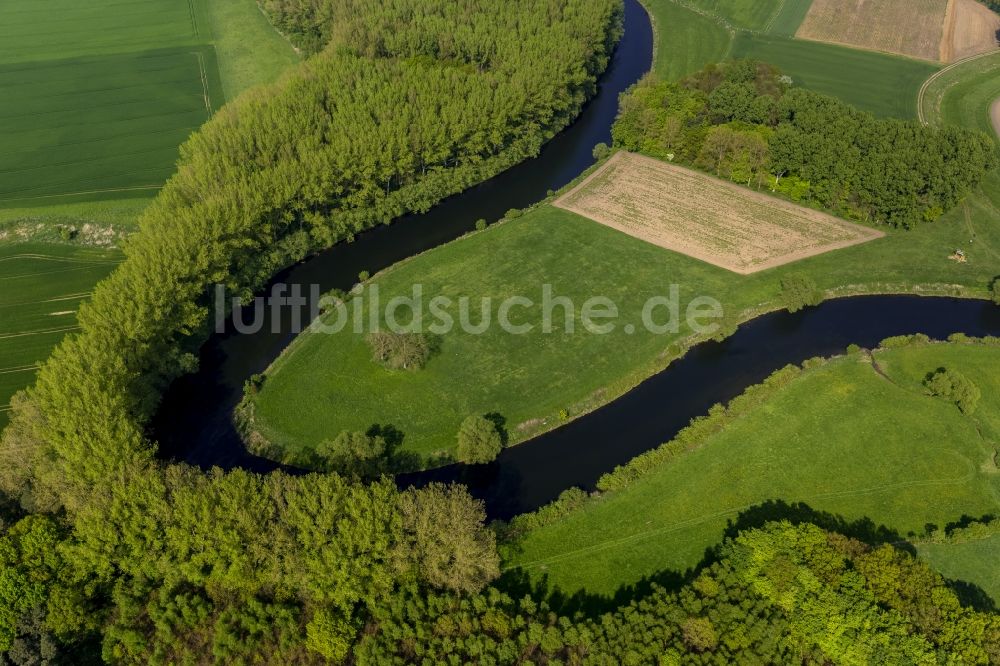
[0, 0, 621, 661]
[613, 60, 998, 228]
[367, 331, 433, 370]
[924, 367, 982, 414]
[355, 521, 1000, 664]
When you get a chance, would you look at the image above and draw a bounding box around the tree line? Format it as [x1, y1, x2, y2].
[0, 0, 621, 661]
[612, 60, 998, 228]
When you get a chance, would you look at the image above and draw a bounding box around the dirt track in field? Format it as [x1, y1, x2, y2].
[991, 98, 1000, 138]
[553, 152, 885, 275]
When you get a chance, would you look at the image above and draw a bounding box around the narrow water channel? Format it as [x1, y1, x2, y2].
[152, 2, 1000, 523]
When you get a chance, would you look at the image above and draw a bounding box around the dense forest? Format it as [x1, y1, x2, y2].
[0, 0, 620, 662]
[612, 60, 998, 228]
[1, 0, 998, 660]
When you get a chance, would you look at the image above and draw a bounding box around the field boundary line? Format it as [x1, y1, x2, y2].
[0, 293, 92, 310]
[763, 0, 788, 34]
[0, 266, 115, 281]
[0, 365, 38, 375]
[0, 326, 80, 341]
[917, 49, 1000, 124]
[0, 184, 161, 204]
[192, 50, 213, 114]
[0, 254, 118, 265]
[188, 0, 200, 38]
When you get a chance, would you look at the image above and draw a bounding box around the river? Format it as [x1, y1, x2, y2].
[153, 1, 1000, 522]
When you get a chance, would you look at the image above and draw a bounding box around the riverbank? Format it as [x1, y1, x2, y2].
[502, 336, 1000, 598]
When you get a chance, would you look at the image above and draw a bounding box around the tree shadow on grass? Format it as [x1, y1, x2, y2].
[498, 499, 998, 618]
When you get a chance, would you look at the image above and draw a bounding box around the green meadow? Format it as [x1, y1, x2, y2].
[919, 535, 1000, 604]
[730, 33, 938, 118]
[505, 342, 1000, 597]
[641, 1, 935, 118]
[0, 244, 122, 429]
[252, 178, 1000, 466]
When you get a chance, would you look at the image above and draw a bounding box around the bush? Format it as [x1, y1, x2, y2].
[367, 331, 432, 370]
[503, 208, 523, 220]
[924, 367, 981, 415]
[358, 270, 371, 282]
[244, 373, 265, 397]
[456, 415, 503, 464]
[474, 219, 487, 232]
[780, 273, 822, 313]
[316, 431, 387, 477]
[592, 142, 610, 161]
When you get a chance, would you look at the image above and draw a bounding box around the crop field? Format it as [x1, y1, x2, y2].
[553, 152, 883, 274]
[0, 0, 296, 223]
[0, 244, 121, 429]
[943, 0, 1000, 62]
[731, 34, 939, 117]
[797, 0, 948, 62]
[0, 47, 220, 204]
[506, 342, 1000, 596]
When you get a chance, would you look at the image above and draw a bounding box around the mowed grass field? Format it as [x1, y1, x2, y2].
[555, 152, 882, 274]
[0, 244, 122, 430]
[642, 0, 731, 81]
[505, 343, 1000, 597]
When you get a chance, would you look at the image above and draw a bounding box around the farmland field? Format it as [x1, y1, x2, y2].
[797, 0, 948, 62]
[731, 33, 939, 117]
[943, 0, 1000, 62]
[554, 152, 883, 274]
[0, 0, 296, 225]
[505, 342, 1000, 597]
[764, 0, 815, 37]
[0, 244, 122, 429]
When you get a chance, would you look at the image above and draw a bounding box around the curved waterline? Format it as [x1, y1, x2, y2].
[152, 0, 655, 469]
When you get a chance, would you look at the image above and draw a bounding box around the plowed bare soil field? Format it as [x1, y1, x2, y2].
[554, 152, 884, 274]
[796, 0, 948, 61]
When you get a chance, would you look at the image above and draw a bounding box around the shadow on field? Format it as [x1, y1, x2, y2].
[497, 499, 997, 616]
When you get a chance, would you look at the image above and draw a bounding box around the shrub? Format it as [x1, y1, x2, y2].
[316, 431, 387, 477]
[367, 331, 432, 370]
[244, 373, 265, 397]
[503, 208, 523, 220]
[358, 270, 371, 282]
[474, 219, 487, 231]
[592, 142, 610, 161]
[456, 415, 503, 464]
[779, 273, 822, 313]
[924, 368, 981, 415]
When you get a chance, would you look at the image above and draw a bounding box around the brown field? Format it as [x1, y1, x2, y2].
[553, 152, 884, 275]
[797, 0, 948, 62]
[942, 0, 1000, 62]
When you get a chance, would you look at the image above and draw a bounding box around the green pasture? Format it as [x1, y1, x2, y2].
[643, 0, 732, 80]
[505, 343, 1000, 596]
[252, 172, 1000, 468]
[731, 34, 938, 118]
[0, 244, 122, 429]
[918, 535, 1000, 605]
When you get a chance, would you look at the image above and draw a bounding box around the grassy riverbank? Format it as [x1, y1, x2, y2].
[503, 340, 1000, 598]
